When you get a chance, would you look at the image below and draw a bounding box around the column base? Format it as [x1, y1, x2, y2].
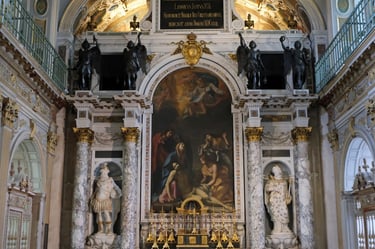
[86, 233, 121, 249]
[265, 233, 298, 249]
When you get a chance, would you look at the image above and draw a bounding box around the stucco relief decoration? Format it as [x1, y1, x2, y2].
[366, 98, 375, 127]
[172, 33, 212, 67]
[262, 131, 292, 145]
[368, 66, 375, 83]
[95, 132, 123, 146]
[2, 98, 19, 128]
[327, 128, 339, 150]
[47, 131, 58, 154]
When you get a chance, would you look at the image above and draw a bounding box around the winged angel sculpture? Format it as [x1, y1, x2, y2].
[236, 33, 266, 89]
[123, 33, 148, 90]
[76, 35, 101, 90]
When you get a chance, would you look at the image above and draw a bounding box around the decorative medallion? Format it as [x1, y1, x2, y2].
[35, 0, 48, 16]
[172, 33, 212, 67]
[337, 0, 349, 13]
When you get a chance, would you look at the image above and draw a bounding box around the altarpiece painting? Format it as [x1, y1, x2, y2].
[151, 68, 234, 213]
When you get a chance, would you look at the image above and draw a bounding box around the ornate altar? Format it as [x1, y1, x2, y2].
[145, 196, 240, 249]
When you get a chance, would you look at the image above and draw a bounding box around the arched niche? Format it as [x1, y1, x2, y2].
[263, 161, 295, 236]
[90, 162, 122, 235]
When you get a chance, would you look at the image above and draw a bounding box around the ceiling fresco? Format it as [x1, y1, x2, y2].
[73, 0, 310, 34]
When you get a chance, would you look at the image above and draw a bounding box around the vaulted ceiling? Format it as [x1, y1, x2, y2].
[73, 0, 311, 35]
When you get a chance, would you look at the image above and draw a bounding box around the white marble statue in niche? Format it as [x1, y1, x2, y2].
[264, 164, 292, 235]
[90, 163, 122, 234]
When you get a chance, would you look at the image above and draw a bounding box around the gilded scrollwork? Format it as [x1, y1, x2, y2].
[262, 131, 292, 145]
[47, 131, 58, 154]
[327, 128, 339, 150]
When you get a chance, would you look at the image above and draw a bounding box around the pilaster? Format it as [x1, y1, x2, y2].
[0, 97, 18, 248]
[46, 108, 66, 249]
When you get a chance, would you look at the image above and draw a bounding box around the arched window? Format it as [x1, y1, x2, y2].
[343, 137, 374, 249]
[344, 137, 373, 191]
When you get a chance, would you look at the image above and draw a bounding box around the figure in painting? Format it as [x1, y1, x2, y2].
[280, 36, 310, 89]
[264, 165, 292, 234]
[75, 35, 101, 90]
[174, 165, 233, 211]
[123, 32, 148, 90]
[183, 73, 224, 118]
[90, 163, 122, 234]
[155, 142, 188, 203]
[199, 152, 233, 204]
[198, 132, 232, 168]
[237, 33, 266, 89]
[158, 162, 180, 203]
[151, 129, 178, 196]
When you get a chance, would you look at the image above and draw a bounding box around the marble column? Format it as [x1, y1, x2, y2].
[245, 127, 265, 249]
[71, 128, 94, 249]
[121, 127, 140, 248]
[292, 127, 314, 249]
[0, 98, 18, 247]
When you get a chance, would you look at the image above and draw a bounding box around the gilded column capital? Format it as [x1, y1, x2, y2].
[73, 127, 94, 144]
[121, 127, 140, 142]
[47, 131, 58, 154]
[245, 127, 263, 142]
[291, 127, 312, 143]
[2, 98, 18, 128]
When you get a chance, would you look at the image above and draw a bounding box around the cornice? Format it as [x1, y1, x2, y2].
[234, 90, 318, 110]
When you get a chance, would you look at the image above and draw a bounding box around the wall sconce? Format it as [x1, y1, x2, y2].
[130, 15, 139, 31]
[244, 14, 254, 29]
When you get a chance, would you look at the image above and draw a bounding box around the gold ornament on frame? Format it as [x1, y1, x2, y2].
[172, 33, 212, 67]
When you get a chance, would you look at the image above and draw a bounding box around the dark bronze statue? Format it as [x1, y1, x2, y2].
[236, 33, 266, 89]
[76, 35, 101, 90]
[123, 33, 148, 90]
[280, 36, 310, 89]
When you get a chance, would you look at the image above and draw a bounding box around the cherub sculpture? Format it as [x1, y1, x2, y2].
[122, 33, 148, 90]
